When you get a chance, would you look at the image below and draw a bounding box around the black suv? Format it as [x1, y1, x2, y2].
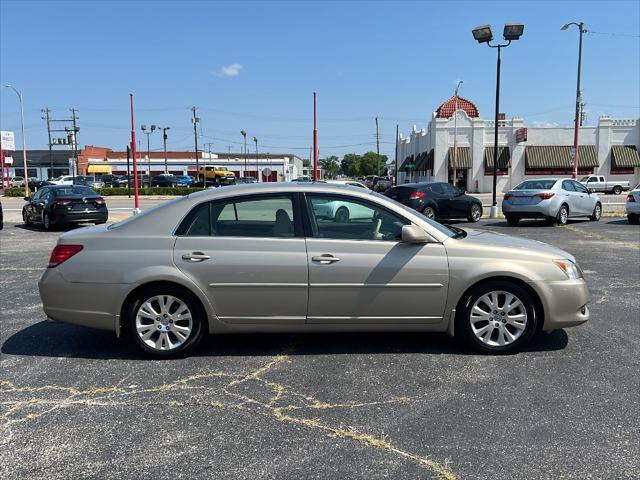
[385, 182, 483, 222]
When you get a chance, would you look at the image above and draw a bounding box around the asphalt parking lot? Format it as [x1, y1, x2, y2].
[1, 218, 638, 480]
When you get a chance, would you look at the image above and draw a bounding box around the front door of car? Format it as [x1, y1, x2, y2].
[444, 184, 469, 218]
[172, 193, 309, 325]
[29, 189, 45, 222]
[427, 183, 451, 217]
[304, 193, 449, 324]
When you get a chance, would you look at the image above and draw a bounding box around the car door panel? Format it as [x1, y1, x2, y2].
[304, 193, 449, 324]
[306, 239, 449, 324]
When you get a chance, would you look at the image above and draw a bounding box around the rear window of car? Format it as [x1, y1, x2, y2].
[53, 186, 96, 196]
[514, 180, 557, 190]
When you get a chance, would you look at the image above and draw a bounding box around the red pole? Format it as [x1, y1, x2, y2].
[313, 92, 318, 182]
[129, 94, 140, 211]
[0, 148, 5, 190]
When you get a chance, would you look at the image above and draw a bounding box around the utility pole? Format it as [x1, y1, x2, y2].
[69, 108, 79, 183]
[375, 116, 381, 176]
[162, 127, 170, 174]
[191, 106, 200, 182]
[129, 93, 140, 213]
[41, 108, 53, 179]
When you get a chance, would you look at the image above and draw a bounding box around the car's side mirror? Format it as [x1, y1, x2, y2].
[23, 196, 31, 201]
[401, 224, 433, 244]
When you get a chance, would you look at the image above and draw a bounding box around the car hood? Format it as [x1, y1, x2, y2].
[448, 227, 574, 261]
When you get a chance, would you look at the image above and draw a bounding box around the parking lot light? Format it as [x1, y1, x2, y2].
[503, 23, 525, 41]
[472, 25, 493, 43]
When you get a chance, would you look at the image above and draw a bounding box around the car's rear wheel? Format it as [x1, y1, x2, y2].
[456, 280, 537, 354]
[126, 286, 204, 357]
[628, 214, 639, 225]
[612, 186, 622, 196]
[505, 215, 519, 226]
[589, 202, 602, 221]
[556, 204, 569, 225]
[468, 204, 482, 222]
[422, 206, 436, 220]
[42, 212, 52, 231]
[335, 206, 349, 223]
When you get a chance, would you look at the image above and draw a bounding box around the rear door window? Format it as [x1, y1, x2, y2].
[562, 180, 576, 192]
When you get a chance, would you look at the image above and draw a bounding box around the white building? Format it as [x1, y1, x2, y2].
[80, 147, 304, 182]
[396, 96, 640, 192]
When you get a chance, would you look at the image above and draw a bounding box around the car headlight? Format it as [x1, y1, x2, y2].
[553, 259, 583, 279]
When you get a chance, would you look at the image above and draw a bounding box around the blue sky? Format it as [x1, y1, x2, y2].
[1, 0, 638, 160]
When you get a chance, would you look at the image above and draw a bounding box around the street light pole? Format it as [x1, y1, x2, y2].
[162, 127, 170, 174]
[472, 23, 524, 218]
[562, 22, 586, 179]
[3, 84, 29, 197]
[253, 137, 259, 182]
[452, 80, 463, 187]
[313, 92, 318, 182]
[129, 94, 140, 213]
[240, 130, 247, 178]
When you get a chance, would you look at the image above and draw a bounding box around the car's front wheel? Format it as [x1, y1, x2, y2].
[422, 206, 436, 220]
[556, 204, 569, 225]
[334, 206, 349, 223]
[467, 204, 482, 222]
[126, 286, 205, 357]
[42, 212, 52, 231]
[589, 202, 602, 221]
[456, 280, 538, 354]
[612, 186, 622, 196]
[22, 209, 31, 226]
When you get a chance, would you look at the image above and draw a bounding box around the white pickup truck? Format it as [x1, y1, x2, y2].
[579, 175, 630, 195]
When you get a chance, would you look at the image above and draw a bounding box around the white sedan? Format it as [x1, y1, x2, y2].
[49, 175, 75, 185]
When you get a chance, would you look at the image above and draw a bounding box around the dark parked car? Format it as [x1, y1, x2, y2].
[385, 182, 483, 222]
[235, 177, 257, 184]
[22, 185, 108, 230]
[150, 174, 189, 187]
[96, 174, 120, 187]
[373, 177, 392, 192]
[116, 174, 151, 187]
[74, 175, 105, 189]
[28, 178, 54, 191]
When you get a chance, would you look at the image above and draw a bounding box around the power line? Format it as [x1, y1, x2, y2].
[587, 30, 640, 38]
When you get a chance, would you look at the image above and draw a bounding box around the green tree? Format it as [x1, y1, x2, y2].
[359, 151, 389, 176]
[319, 155, 340, 178]
[341, 153, 361, 177]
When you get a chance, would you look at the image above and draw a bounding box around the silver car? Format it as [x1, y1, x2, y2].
[502, 178, 602, 226]
[626, 183, 640, 224]
[39, 183, 590, 357]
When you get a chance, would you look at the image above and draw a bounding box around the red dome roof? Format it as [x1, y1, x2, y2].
[435, 96, 479, 118]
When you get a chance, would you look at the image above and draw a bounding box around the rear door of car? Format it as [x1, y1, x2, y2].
[561, 180, 581, 215]
[303, 192, 449, 324]
[172, 193, 309, 325]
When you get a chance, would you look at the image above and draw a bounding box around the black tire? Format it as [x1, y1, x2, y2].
[612, 186, 622, 196]
[125, 285, 205, 358]
[335, 206, 349, 223]
[42, 212, 52, 231]
[456, 280, 538, 354]
[467, 203, 482, 223]
[422, 206, 436, 220]
[628, 214, 639, 225]
[589, 202, 602, 221]
[505, 215, 519, 226]
[556, 204, 569, 225]
[22, 209, 31, 226]
[215, 176, 221, 187]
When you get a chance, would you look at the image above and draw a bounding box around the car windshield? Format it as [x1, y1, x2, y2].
[579, 176, 591, 182]
[370, 191, 455, 238]
[54, 186, 96, 196]
[514, 180, 557, 190]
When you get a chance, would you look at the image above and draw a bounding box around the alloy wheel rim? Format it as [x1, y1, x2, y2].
[560, 208, 568, 224]
[43, 214, 50, 229]
[472, 205, 481, 221]
[424, 208, 435, 219]
[595, 205, 601, 219]
[470, 290, 528, 347]
[135, 295, 193, 351]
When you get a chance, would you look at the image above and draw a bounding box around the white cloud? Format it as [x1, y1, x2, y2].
[218, 63, 243, 77]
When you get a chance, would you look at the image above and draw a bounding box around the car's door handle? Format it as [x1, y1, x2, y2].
[312, 255, 340, 264]
[182, 252, 211, 262]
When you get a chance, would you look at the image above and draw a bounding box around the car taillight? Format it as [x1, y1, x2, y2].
[503, 194, 512, 201]
[537, 192, 555, 200]
[95, 197, 105, 205]
[48, 244, 83, 268]
[54, 199, 72, 206]
[409, 191, 426, 200]
[627, 194, 636, 202]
